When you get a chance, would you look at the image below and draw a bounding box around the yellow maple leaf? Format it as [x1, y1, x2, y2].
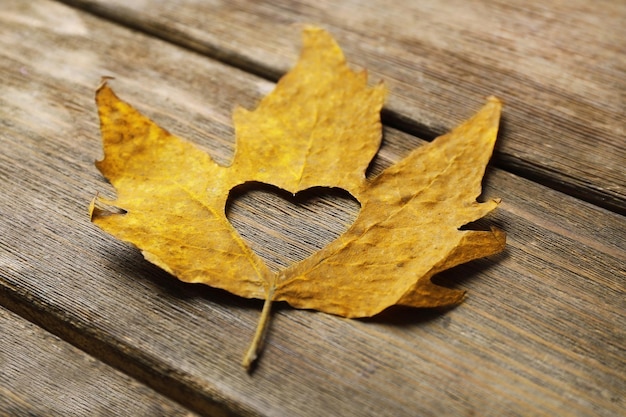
[90, 27, 506, 369]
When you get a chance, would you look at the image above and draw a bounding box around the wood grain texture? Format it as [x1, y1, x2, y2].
[58, 0, 626, 214]
[0, 1, 624, 416]
[0, 308, 198, 417]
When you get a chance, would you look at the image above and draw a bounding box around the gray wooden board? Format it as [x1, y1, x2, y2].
[0, 307, 198, 417]
[58, 0, 626, 213]
[1, 1, 625, 416]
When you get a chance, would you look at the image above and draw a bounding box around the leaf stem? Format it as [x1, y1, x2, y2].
[242, 285, 275, 371]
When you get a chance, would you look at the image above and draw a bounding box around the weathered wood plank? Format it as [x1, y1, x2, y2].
[57, 0, 626, 213]
[0, 307, 198, 416]
[1, 1, 624, 416]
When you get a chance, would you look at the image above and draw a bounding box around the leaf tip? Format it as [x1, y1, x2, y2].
[300, 25, 345, 64]
[96, 76, 115, 94]
[372, 79, 388, 102]
[89, 195, 127, 222]
[95, 77, 119, 108]
[98, 75, 115, 83]
[490, 226, 507, 250]
[142, 250, 175, 276]
[483, 95, 503, 121]
[398, 284, 467, 310]
[88, 194, 98, 220]
[301, 23, 323, 33]
[89, 193, 114, 221]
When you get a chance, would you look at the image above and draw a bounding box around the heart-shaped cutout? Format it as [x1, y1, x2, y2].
[226, 184, 360, 273]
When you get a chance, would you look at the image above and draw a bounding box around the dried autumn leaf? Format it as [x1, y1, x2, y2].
[90, 27, 506, 369]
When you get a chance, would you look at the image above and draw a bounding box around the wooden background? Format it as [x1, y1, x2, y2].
[1, 1, 624, 416]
